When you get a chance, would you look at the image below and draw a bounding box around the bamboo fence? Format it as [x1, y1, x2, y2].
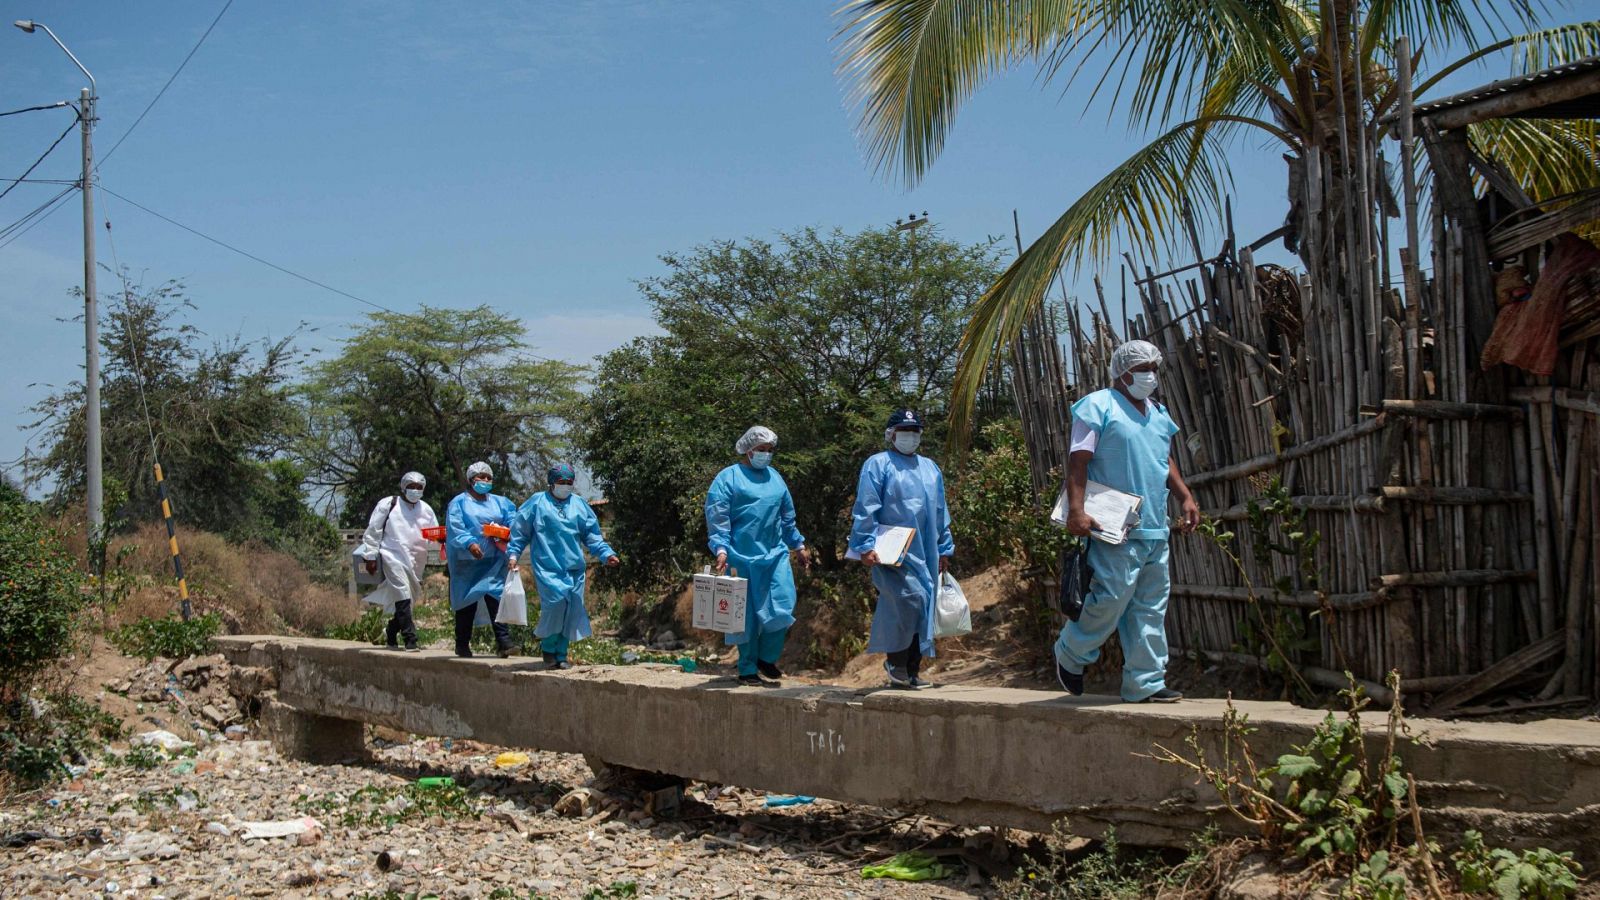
[1009, 47, 1600, 707]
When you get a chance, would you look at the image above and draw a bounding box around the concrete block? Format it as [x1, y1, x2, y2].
[259, 695, 366, 764]
[217, 636, 1600, 865]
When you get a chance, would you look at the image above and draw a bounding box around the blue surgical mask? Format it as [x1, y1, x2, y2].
[551, 484, 573, 500]
[893, 431, 922, 455]
[748, 451, 772, 469]
[472, 481, 493, 495]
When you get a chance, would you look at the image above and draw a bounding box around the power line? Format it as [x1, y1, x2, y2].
[0, 117, 79, 205]
[0, 101, 70, 118]
[0, 186, 76, 249]
[98, 185, 399, 313]
[98, 0, 236, 170]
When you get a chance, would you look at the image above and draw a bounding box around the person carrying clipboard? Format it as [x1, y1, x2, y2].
[849, 408, 955, 690]
[1056, 340, 1201, 702]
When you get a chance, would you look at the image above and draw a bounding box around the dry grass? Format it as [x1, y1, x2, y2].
[54, 518, 359, 637]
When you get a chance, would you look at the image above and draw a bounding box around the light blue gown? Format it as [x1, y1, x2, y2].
[1053, 387, 1181, 701]
[446, 491, 518, 623]
[507, 492, 616, 658]
[705, 462, 805, 675]
[848, 450, 954, 657]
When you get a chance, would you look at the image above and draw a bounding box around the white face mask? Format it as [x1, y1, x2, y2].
[1126, 370, 1159, 400]
[403, 488, 424, 503]
[892, 431, 922, 455]
[551, 484, 573, 501]
[748, 451, 772, 469]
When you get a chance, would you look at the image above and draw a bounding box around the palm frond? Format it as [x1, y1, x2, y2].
[1469, 117, 1600, 202]
[1416, 21, 1600, 98]
[833, 0, 1082, 185]
[1365, 0, 1541, 54]
[947, 119, 1257, 445]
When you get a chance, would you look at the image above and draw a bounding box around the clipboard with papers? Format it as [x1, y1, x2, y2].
[844, 525, 917, 566]
[1050, 480, 1144, 545]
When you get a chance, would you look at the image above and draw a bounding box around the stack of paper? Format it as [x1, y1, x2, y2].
[1051, 480, 1144, 544]
[844, 525, 917, 566]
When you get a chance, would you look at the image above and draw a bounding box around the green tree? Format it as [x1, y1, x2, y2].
[0, 490, 86, 699]
[24, 274, 315, 546]
[578, 225, 1006, 580]
[835, 0, 1600, 437]
[300, 305, 586, 525]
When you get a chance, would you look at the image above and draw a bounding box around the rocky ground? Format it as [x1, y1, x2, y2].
[1, 654, 1012, 900]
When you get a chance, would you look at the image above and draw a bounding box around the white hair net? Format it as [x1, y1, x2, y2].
[1109, 339, 1164, 380]
[400, 471, 426, 488]
[735, 425, 778, 455]
[466, 461, 493, 480]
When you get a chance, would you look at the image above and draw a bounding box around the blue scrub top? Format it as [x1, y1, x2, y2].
[1072, 387, 1181, 539]
[445, 491, 518, 611]
[705, 462, 805, 644]
[848, 449, 954, 656]
[507, 492, 615, 642]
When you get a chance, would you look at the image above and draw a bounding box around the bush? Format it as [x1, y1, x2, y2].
[109, 612, 221, 661]
[0, 494, 87, 696]
[948, 420, 1071, 572]
[1, 691, 124, 789]
[1453, 830, 1582, 900]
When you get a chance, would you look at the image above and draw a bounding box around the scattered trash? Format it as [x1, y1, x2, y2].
[3, 828, 105, 848]
[415, 776, 455, 789]
[133, 730, 194, 753]
[204, 822, 231, 837]
[174, 791, 199, 812]
[621, 651, 639, 664]
[493, 752, 530, 769]
[171, 759, 197, 775]
[763, 794, 815, 807]
[238, 816, 324, 841]
[375, 849, 408, 872]
[224, 725, 248, 742]
[677, 657, 698, 673]
[862, 851, 953, 882]
[103, 830, 182, 861]
[553, 787, 603, 818]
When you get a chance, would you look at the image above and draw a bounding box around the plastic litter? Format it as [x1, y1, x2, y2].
[416, 776, 455, 789]
[677, 657, 698, 673]
[492, 752, 530, 769]
[861, 851, 953, 881]
[171, 759, 196, 775]
[621, 651, 639, 664]
[238, 816, 323, 841]
[133, 730, 194, 753]
[763, 794, 815, 807]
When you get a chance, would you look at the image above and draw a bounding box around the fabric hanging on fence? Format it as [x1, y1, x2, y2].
[1481, 233, 1600, 375]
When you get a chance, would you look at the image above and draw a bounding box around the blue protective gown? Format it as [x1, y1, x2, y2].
[1053, 387, 1181, 700]
[445, 491, 518, 623]
[705, 463, 806, 651]
[848, 450, 954, 657]
[506, 492, 616, 651]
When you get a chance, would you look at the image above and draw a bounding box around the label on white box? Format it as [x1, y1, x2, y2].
[711, 576, 748, 633]
[691, 572, 717, 630]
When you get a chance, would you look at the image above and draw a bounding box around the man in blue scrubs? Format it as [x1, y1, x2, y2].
[1056, 340, 1200, 702]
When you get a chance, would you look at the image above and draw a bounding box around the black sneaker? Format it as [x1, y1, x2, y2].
[907, 675, 934, 689]
[385, 643, 402, 651]
[1137, 688, 1183, 703]
[884, 662, 913, 689]
[543, 652, 558, 667]
[756, 661, 783, 681]
[1056, 663, 1084, 696]
[403, 642, 419, 653]
[550, 658, 572, 671]
[455, 648, 473, 659]
[496, 642, 515, 659]
[737, 673, 764, 687]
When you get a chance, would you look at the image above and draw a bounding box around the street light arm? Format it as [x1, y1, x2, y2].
[28, 22, 96, 98]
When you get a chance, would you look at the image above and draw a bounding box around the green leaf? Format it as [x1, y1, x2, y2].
[1274, 754, 1319, 778]
[1383, 772, 1408, 800]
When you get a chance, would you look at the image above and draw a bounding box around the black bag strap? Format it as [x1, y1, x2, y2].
[378, 496, 400, 542]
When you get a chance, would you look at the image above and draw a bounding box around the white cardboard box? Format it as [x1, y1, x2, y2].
[691, 571, 717, 630]
[711, 575, 748, 632]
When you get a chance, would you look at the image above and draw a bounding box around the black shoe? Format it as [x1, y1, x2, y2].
[385, 642, 402, 651]
[884, 662, 913, 689]
[496, 642, 515, 659]
[907, 675, 934, 689]
[1137, 688, 1184, 703]
[737, 674, 764, 687]
[456, 648, 473, 658]
[1056, 663, 1084, 696]
[548, 657, 571, 671]
[756, 661, 782, 681]
[403, 641, 419, 652]
[543, 652, 558, 666]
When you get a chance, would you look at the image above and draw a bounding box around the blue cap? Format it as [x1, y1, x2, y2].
[886, 408, 923, 430]
[547, 462, 576, 484]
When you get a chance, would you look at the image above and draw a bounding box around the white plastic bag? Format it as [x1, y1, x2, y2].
[934, 573, 972, 638]
[497, 570, 528, 626]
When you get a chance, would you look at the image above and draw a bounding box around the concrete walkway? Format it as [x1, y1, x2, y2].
[217, 636, 1600, 865]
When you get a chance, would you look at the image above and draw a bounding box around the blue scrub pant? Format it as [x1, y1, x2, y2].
[1054, 538, 1171, 701]
[736, 628, 788, 676]
[542, 634, 569, 659]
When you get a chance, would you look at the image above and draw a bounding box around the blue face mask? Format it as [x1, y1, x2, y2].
[748, 451, 773, 469]
[471, 481, 493, 495]
[550, 484, 573, 500]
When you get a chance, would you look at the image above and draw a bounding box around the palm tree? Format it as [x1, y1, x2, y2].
[835, 0, 1600, 439]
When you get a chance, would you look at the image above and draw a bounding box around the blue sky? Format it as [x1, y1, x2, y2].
[1, 1, 1588, 488]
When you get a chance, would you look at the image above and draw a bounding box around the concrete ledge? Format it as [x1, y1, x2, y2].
[217, 636, 1600, 864]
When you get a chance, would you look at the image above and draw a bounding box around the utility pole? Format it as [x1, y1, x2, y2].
[894, 212, 929, 396]
[15, 20, 101, 536]
[80, 85, 101, 536]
